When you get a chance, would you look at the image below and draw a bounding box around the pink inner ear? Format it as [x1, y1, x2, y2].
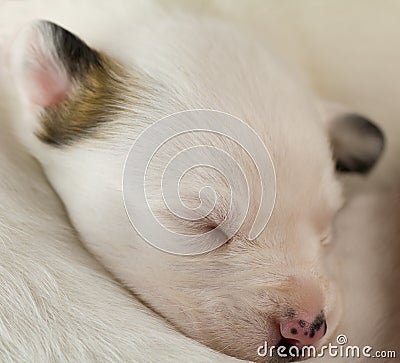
[24, 57, 70, 108]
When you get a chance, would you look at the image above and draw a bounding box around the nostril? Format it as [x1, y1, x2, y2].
[280, 316, 327, 348]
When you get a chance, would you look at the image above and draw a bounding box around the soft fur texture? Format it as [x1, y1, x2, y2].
[0, 1, 398, 362]
[0, 64, 241, 363]
[3, 1, 387, 363]
[324, 189, 400, 363]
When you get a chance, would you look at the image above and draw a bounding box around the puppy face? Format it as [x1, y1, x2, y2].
[8, 18, 384, 362]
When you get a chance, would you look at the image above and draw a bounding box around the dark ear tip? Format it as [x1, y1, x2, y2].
[348, 114, 385, 145]
[333, 114, 385, 174]
[336, 158, 379, 174]
[33, 19, 102, 77]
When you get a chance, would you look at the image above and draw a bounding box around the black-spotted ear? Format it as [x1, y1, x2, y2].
[325, 103, 385, 174]
[10, 20, 102, 108]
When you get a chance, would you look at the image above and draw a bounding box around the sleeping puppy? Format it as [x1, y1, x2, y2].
[5, 7, 384, 362]
[0, 56, 239, 363]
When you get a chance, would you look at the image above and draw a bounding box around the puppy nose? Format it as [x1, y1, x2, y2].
[280, 315, 327, 347]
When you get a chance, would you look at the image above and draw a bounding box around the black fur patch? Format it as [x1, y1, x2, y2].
[331, 114, 385, 174]
[33, 21, 138, 147]
[43, 20, 102, 77]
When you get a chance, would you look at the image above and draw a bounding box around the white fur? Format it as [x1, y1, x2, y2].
[5, 1, 345, 361]
[0, 2, 396, 361]
[0, 46, 239, 363]
[193, 1, 400, 360]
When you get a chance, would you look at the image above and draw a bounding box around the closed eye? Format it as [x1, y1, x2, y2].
[320, 228, 333, 246]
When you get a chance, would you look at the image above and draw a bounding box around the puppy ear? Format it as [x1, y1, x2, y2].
[10, 20, 102, 109]
[324, 103, 385, 174]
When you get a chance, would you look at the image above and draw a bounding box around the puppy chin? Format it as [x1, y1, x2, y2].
[6, 11, 383, 363]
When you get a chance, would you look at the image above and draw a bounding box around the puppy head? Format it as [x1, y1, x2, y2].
[9, 20, 384, 362]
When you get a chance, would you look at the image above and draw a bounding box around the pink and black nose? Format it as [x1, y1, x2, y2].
[280, 313, 327, 347]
